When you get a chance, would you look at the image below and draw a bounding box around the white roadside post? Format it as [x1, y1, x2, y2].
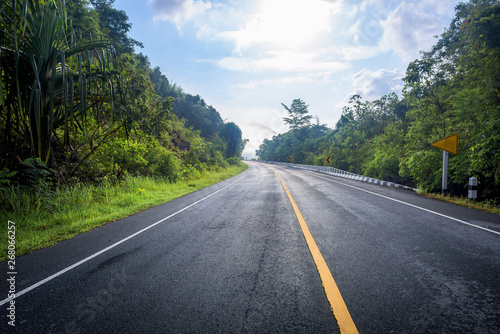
[468, 177, 478, 200]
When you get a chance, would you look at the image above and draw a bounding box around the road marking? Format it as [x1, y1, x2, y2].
[302, 170, 500, 237]
[272, 169, 359, 334]
[0, 172, 251, 307]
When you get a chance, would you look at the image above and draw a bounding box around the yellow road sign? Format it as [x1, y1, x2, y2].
[326, 156, 331, 164]
[290, 156, 294, 162]
[431, 134, 458, 155]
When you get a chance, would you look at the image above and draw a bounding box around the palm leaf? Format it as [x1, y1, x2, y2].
[1, 0, 124, 163]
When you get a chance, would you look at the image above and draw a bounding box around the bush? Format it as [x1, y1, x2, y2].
[227, 157, 243, 166]
[145, 145, 181, 182]
[0, 168, 17, 186]
[16, 158, 55, 187]
[83, 136, 181, 182]
[209, 150, 229, 169]
[400, 150, 442, 192]
[180, 165, 201, 181]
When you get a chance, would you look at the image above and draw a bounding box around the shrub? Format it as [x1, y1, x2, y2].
[145, 145, 181, 182]
[227, 157, 243, 166]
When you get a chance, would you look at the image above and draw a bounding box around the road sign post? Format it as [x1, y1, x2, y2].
[431, 134, 458, 194]
[442, 151, 448, 193]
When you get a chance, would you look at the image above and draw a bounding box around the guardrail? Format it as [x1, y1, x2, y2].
[265, 161, 419, 192]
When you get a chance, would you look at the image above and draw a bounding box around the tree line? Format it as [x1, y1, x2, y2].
[257, 0, 500, 200]
[0, 0, 246, 189]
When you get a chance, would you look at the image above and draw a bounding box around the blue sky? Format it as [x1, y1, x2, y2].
[114, 0, 462, 158]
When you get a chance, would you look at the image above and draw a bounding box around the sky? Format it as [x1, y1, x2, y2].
[113, 0, 463, 159]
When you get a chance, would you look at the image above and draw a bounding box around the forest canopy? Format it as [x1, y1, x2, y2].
[0, 0, 246, 188]
[257, 0, 500, 200]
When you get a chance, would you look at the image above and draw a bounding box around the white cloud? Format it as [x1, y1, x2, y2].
[149, 0, 212, 28]
[216, 50, 349, 74]
[237, 74, 333, 90]
[328, 45, 383, 61]
[346, 16, 384, 46]
[218, 0, 343, 54]
[351, 68, 403, 100]
[237, 77, 310, 90]
[379, 0, 460, 60]
[344, 0, 398, 47]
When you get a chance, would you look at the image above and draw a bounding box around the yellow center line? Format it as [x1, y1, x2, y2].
[272, 168, 359, 334]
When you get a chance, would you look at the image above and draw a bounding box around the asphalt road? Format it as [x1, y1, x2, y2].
[2, 161, 499, 333]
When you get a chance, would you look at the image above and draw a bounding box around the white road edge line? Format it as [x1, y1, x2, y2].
[301, 170, 500, 237]
[0, 172, 251, 307]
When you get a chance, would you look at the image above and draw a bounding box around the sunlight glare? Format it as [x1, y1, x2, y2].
[236, 0, 336, 52]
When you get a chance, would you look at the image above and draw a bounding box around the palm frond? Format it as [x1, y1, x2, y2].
[1, 0, 124, 163]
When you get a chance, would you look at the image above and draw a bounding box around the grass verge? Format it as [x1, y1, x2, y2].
[0, 164, 248, 261]
[421, 192, 500, 215]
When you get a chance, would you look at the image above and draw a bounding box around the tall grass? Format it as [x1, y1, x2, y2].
[0, 164, 248, 261]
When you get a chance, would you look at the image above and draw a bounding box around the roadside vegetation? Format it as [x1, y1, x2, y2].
[420, 192, 500, 216]
[0, 163, 247, 261]
[0, 0, 248, 258]
[257, 0, 500, 209]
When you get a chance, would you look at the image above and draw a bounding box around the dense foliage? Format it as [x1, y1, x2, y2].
[257, 0, 500, 200]
[0, 0, 246, 190]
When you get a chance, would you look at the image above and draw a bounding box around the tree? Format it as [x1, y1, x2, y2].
[89, 0, 143, 54]
[282, 98, 313, 130]
[171, 93, 224, 139]
[400, 0, 500, 195]
[65, 0, 102, 36]
[0, 0, 123, 168]
[220, 122, 247, 158]
[149, 66, 171, 99]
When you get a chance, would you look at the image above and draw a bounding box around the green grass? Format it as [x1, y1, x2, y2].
[0, 164, 248, 261]
[421, 192, 500, 215]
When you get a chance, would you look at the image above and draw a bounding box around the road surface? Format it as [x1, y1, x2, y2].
[2, 161, 499, 333]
